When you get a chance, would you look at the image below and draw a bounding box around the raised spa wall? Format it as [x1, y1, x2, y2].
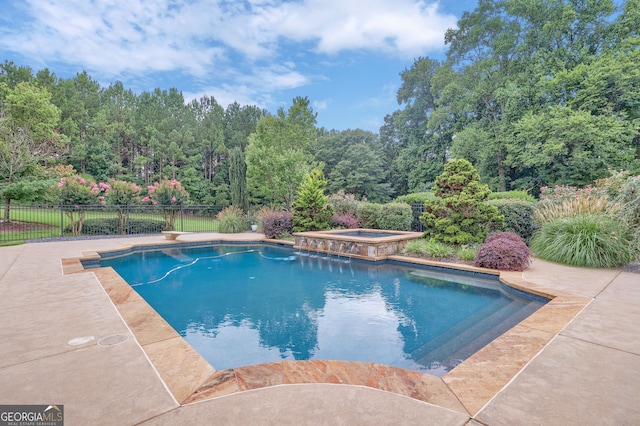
[293, 229, 423, 261]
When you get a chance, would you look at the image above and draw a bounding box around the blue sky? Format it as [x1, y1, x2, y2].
[0, 0, 478, 132]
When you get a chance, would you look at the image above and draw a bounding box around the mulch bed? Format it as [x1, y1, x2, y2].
[0, 220, 57, 234]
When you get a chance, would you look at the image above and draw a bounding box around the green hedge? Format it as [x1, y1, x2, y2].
[488, 191, 536, 202]
[378, 202, 413, 231]
[356, 203, 381, 228]
[487, 199, 538, 243]
[73, 218, 165, 235]
[394, 192, 438, 204]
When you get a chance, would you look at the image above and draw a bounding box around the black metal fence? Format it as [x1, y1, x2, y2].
[0, 204, 226, 243]
[0, 203, 425, 243]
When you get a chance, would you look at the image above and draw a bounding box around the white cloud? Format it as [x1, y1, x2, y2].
[182, 61, 309, 109]
[1, 0, 456, 128]
[271, 0, 456, 57]
[313, 99, 331, 110]
[3, 0, 455, 76]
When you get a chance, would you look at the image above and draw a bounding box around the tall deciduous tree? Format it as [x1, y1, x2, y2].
[246, 97, 317, 209]
[0, 82, 64, 220]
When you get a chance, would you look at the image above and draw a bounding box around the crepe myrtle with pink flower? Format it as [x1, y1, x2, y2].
[102, 179, 143, 234]
[55, 175, 106, 235]
[142, 179, 190, 230]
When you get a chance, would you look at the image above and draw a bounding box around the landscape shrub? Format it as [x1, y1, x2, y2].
[262, 212, 293, 239]
[330, 213, 360, 229]
[616, 175, 640, 259]
[484, 231, 525, 244]
[54, 175, 101, 235]
[473, 234, 531, 271]
[488, 190, 535, 202]
[143, 179, 190, 230]
[455, 245, 478, 262]
[534, 184, 618, 223]
[486, 199, 538, 243]
[530, 214, 633, 268]
[254, 205, 280, 232]
[356, 203, 381, 229]
[327, 190, 362, 216]
[377, 202, 412, 231]
[395, 193, 438, 232]
[127, 219, 166, 234]
[216, 206, 248, 233]
[595, 169, 633, 198]
[421, 159, 503, 244]
[404, 238, 453, 259]
[78, 218, 164, 235]
[103, 179, 143, 234]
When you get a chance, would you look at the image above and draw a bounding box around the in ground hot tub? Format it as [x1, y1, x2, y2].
[293, 229, 423, 260]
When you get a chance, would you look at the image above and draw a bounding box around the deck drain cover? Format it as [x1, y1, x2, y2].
[68, 336, 95, 346]
[98, 334, 129, 346]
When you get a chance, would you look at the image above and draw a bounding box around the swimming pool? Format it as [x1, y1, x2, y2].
[99, 243, 547, 376]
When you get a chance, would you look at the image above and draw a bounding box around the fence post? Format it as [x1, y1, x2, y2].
[180, 206, 184, 232]
[126, 205, 131, 235]
[60, 206, 64, 237]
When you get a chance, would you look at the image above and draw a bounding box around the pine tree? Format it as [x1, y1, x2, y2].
[292, 168, 332, 232]
[421, 159, 503, 244]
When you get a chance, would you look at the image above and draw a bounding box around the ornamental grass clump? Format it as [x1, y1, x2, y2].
[473, 232, 531, 271]
[534, 184, 619, 223]
[616, 175, 640, 259]
[530, 214, 633, 268]
[216, 206, 247, 233]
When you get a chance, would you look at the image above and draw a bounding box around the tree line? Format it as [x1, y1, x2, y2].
[1, 0, 639, 213]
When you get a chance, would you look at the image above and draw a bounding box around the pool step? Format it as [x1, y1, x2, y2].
[411, 301, 538, 369]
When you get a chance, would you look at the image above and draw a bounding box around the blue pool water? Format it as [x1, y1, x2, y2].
[100, 244, 546, 376]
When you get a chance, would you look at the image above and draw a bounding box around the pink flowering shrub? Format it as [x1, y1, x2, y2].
[473, 233, 531, 271]
[144, 179, 189, 206]
[102, 179, 143, 234]
[327, 190, 362, 216]
[143, 179, 190, 230]
[54, 175, 102, 235]
[104, 180, 141, 206]
[539, 184, 605, 203]
[56, 175, 99, 206]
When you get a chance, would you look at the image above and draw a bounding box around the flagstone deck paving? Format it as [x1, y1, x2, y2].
[0, 232, 638, 425]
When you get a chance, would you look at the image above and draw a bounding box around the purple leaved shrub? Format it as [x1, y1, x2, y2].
[330, 213, 360, 229]
[473, 233, 531, 271]
[484, 231, 525, 244]
[262, 212, 293, 239]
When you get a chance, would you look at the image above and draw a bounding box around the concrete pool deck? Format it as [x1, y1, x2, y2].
[0, 233, 638, 425]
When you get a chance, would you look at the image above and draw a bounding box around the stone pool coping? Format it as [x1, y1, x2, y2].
[61, 238, 590, 417]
